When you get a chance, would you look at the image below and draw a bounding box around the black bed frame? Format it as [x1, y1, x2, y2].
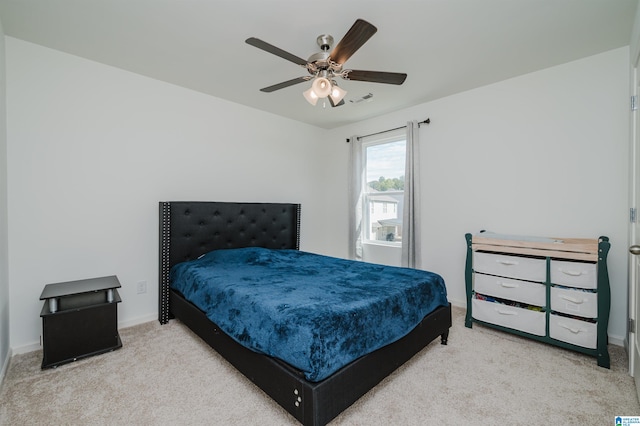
[159, 201, 452, 426]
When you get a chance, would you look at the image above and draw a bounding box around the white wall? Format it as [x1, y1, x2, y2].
[5, 38, 329, 350]
[326, 47, 630, 343]
[3, 37, 631, 350]
[0, 18, 11, 378]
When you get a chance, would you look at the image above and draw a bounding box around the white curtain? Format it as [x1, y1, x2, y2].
[402, 121, 421, 268]
[348, 135, 364, 260]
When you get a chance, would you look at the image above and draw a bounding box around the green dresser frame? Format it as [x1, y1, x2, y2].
[464, 232, 611, 368]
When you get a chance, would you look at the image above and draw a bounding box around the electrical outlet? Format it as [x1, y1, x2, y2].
[136, 281, 147, 294]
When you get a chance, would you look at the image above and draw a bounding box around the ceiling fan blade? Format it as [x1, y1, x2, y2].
[260, 76, 311, 92]
[343, 70, 407, 85]
[245, 37, 308, 66]
[330, 19, 377, 65]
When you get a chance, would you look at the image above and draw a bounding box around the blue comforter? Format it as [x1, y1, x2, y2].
[170, 247, 448, 382]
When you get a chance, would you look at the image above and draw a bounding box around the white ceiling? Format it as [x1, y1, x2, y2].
[0, 0, 637, 129]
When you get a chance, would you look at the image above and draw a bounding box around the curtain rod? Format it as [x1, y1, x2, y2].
[346, 118, 430, 143]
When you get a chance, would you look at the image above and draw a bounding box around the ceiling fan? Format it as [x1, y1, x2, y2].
[245, 19, 407, 107]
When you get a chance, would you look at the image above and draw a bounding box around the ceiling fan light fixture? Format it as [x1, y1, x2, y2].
[248, 19, 407, 110]
[329, 84, 347, 104]
[311, 77, 332, 98]
[303, 87, 319, 105]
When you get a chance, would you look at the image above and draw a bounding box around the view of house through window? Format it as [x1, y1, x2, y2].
[363, 136, 406, 245]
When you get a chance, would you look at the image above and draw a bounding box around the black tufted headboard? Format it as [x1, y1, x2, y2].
[158, 201, 301, 324]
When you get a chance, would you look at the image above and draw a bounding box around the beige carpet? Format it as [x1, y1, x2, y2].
[0, 307, 638, 425]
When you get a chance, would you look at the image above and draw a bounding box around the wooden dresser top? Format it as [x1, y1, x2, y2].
[471, 233, 599, 261]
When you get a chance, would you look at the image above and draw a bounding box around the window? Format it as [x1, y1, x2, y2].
[363, 134, 406, 245]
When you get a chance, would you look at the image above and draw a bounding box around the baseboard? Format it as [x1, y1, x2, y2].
[10, 313, 158, 357]
[12, 342, 40, 355]
[0, 347, 13, 392]
[448, 297, 466, 309]
[118, 313, 157, 329]
[609, 334, 625, 347]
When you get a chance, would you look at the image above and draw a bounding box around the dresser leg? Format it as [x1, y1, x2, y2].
[597, 347, 611, 369]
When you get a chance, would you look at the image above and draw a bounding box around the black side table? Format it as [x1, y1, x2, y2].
[39, 275, 122, 368]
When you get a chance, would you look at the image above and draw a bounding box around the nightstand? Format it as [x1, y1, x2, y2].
[39, 275, 122, 368]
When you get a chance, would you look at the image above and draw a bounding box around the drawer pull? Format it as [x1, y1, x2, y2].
[558, 322, 583, 334]
[559, 295, 584, 304]
[559, 268, 584, 277]
[495, 308, 517, 316]
[497, 259, 518, 266]
[499, 281, 518, 288]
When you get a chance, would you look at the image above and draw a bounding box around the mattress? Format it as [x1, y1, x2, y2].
[170, 247, 448, 382]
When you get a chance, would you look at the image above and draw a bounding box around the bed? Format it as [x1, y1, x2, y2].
[159, 201, 452, 425]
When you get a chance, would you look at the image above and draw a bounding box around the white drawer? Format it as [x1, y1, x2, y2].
[473, 252, 546, 282]
[550, 287, 597, 318]
[472, 298, 545, 336]
[550, 260, 597, 289]
[474, 273, 545, 307]
[549, 314, 597, 349]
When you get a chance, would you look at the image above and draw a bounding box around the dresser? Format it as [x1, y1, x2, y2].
[464, 232, 610, 368]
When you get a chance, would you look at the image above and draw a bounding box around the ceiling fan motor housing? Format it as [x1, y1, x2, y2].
[306, 51, 330, 73]
[316, 34, 334, 51]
